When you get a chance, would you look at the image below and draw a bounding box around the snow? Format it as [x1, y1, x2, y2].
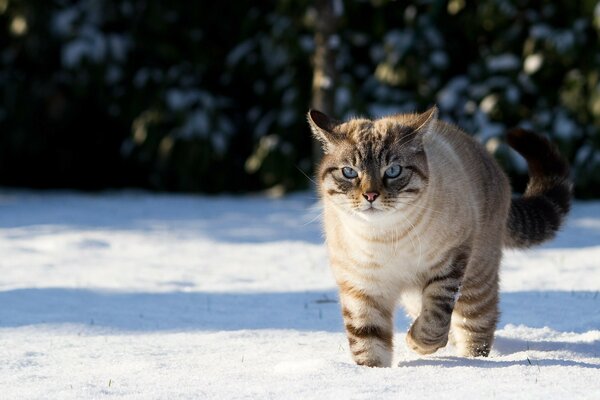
[480, 93, 499, 114]
[332, 0, 344, 17]
[0, 191, 599, 399]
[226, 40, 255, 67]
[430, 51, 449, 69]
[437, 76, 469, 110]
[524, 53, 544, 75]
[486, 54, 520, 72]
[52, 8, 78, 36]
[61, 28, 107, 68]
[530, 24, 553, 40]
[166, 89, 202, 111]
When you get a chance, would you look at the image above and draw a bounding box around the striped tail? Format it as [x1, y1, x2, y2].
[504, 128, 572, 249]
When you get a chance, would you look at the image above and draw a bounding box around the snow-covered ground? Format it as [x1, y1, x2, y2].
[0, 191, 599, 399]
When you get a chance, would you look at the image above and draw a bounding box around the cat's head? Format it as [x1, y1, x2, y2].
[308, 107, 437, 221]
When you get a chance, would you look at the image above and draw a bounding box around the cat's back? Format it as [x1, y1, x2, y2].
[426, 120, 506, 183]
[425, 120, 511, 223]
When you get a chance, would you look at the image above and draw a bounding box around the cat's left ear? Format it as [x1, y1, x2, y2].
[407, 106, 438, 152]
[414, 106, 438, 134]
[307, 110, 343, 153]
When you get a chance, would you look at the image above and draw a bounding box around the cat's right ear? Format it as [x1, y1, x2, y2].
[307, 110, 342, 153]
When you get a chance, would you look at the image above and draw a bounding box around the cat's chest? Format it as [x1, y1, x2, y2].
[330, 225, 442, 284]
[325, 210, 455, 285]
[352, 236, 432, 274]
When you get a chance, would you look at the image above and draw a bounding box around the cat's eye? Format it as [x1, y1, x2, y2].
[384, 164, 402, 178]
[341, 167, 358, 179]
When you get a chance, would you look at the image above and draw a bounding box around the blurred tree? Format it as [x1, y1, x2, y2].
[309, 0, 341, 164]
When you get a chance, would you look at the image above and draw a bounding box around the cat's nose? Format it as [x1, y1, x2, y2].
[363, 192, 380, 202]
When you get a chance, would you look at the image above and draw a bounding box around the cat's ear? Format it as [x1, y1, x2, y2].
[414, 106, 438, 134]
[307, 109, 342, 153]
[402, 106, 438, 152]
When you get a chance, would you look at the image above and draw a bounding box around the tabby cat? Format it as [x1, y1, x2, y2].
[307, 106, 571, 367]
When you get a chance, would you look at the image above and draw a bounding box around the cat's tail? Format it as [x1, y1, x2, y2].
[504, 128, 572, 249]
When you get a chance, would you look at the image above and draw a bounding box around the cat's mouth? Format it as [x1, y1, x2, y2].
[363, 209, 380, 214]
[360, 205, 382, 214]
[354, 205, 388, 220]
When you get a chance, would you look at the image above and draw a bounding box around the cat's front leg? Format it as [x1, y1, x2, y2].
[338, 281, 395, 367]
[406, 252, 467, 355]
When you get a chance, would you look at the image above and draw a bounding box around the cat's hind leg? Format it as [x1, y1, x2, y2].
[450, 252, 501, 357]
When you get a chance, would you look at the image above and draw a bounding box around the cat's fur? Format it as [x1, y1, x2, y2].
[307, 106, 571, 367]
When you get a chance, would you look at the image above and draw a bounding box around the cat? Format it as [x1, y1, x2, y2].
[307, 106, 571, 367]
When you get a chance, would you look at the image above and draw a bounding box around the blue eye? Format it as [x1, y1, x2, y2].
[342, 167, 358, 179]
[385, 164, 402, 178]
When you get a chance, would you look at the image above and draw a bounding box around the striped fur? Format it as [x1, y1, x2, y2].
[504, 128, 572, 248]
[307, 107, 572, 367]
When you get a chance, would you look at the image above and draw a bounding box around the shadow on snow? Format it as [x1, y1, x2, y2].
[1, 289, 598, 332]
[0, 192, 324, 244]
[397, 353, 599, 369]
[1, 192, 599, 248]
[1, 288, 598, 358]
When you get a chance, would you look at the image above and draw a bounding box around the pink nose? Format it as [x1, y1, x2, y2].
[363, 192, 379, 202]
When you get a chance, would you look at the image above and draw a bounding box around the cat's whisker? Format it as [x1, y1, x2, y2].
[392, 224, 400, 256]
[302, 211, 323, 226]
[400, 211, 423, 270]
[391, 133, 418, 150]
[389, 126, 427, 151]
[394, 200, 444, 215]
[295, 165, 318, 186]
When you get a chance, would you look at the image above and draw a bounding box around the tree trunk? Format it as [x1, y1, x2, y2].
[310, 0, 340, 165]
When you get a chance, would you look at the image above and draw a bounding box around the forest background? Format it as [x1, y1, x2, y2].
[1, 0, 599, 197]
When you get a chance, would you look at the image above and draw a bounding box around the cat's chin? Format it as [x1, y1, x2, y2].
[353, 207, 392, 222]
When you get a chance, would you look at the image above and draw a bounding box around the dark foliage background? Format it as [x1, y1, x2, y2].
[1, 0, 599, 196]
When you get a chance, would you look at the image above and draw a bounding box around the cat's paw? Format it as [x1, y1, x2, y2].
[351, 345, 393, 367]
[355, 358, 388, 368]
[406, 319, 448, 355]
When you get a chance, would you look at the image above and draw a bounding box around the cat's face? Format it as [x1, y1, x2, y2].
[308, 108, 436, 221]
